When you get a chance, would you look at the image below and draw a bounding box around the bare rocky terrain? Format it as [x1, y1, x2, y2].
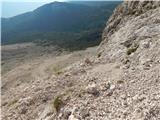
[1, 43, 98, 119]
[1, 1, 160, 120]
[1, 43, 58, 75]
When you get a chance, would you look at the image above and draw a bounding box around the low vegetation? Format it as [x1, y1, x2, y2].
[8, 99, 18, 107]
[52, 65, 63, 75]
[78, 89, 86, 98]
[2, 2, 121, 51]
[127, 43, 139, 55]
[116, 80, 124, 84]
[53, 96, 64, 113]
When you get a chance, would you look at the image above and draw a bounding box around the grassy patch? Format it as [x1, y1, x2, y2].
[117, 80, 124, 84]
[78, 89, 86, 98]
[52, 65, 63, 75]
[53, 96, 64, 113]
[127, 43, 139, 55]
[8, 99, 18, 107]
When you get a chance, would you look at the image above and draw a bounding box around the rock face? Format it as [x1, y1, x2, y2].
[100, 1, 160, 67]
[2, 1, 160, 120]
[102, 1, 160, 41]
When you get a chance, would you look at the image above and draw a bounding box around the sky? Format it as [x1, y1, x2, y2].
[2, 0, 65, 2]
[1, 0, 120, 18]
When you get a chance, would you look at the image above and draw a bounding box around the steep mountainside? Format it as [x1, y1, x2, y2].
[2, 1, 160, 120]
[1, 1, 120, 50]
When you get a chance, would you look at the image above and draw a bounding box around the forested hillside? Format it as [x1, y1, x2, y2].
[2, 1, 121, 50]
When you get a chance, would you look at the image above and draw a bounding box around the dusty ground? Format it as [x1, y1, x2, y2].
[1, 43, 97, 75]
[2, 43, 60, 75]
[2, 42, 97, 82]
[1, 43, 99, 119]
[1, 43, 98, 96]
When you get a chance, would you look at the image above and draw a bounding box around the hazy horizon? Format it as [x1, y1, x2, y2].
[1, 0, 121, 18]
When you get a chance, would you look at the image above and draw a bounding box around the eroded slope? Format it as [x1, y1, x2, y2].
[2, 1, 160, 120]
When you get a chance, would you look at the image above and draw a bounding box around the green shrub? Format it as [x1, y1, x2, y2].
[53, 96, 64, 113]
[127, 43, 139, 55]
[53, 65, 63, 75]
[117, 80, 124, 84]
[78, 89, 86, 98]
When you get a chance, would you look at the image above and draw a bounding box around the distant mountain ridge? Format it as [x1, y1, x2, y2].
[2, 1, 121, 50]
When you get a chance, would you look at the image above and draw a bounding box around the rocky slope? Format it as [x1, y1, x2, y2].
[2, 1, 160, 120]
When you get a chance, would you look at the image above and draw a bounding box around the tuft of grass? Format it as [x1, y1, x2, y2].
[117, 80, 124, 84]
[53, 65, 63, 75]
[8, 99, 18, 107]
[78, 89, 86, 98]
[127, 43, 139, 55]
[56, 71, 63, 75]
[53, 96, 64, 113]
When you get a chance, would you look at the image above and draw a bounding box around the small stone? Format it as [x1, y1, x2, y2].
[68, 114, 79, 120]
[85, 58, 92, 65]
[105, 82, 111, 90]
[110, 84, 116, 90]
[106, 90, 113, 96]
[80, 109, 90, 119]
[63, 111, 72, 119]
[141, 41, 150, 49]
[121, 94, 127, 100]
[20, 107, 27, 114]
[86, 83, 100, 97]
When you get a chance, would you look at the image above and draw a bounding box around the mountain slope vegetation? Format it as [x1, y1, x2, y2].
[2, 1, 121, 50]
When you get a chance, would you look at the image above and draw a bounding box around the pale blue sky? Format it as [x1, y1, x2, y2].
[2, 0, 65, 2]
[1, 0, 120, 18]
